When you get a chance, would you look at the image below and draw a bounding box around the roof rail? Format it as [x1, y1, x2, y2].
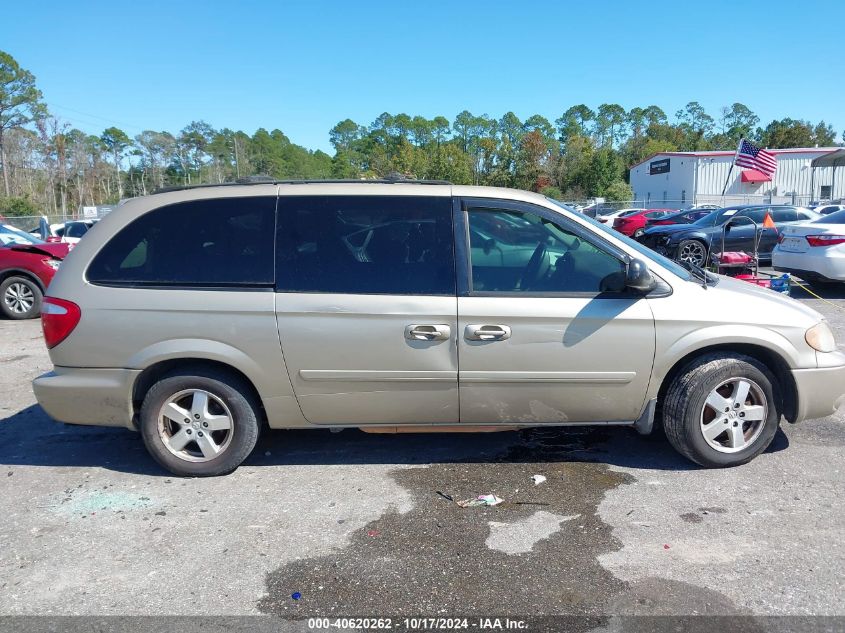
[152, 175, 452, 195]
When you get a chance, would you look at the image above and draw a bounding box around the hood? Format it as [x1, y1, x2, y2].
[712, 274, 823, 323]
[10, 242, 70, 258]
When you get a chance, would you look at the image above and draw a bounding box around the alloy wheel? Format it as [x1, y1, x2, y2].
[699, 378, 767, 453]
[157, 389, 234, 462]
[678, 240, 706, 266]
[4, 282, 35, 315]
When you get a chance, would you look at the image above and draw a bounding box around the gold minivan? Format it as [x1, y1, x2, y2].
[33, 180, 845, 475]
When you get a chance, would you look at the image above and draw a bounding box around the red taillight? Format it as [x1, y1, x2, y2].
[777, 233, 785, 244]
[41, 297, 81, 349]
[806, 234, 845, 247]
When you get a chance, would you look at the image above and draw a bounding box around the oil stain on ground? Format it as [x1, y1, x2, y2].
[259, 428, 632, 617]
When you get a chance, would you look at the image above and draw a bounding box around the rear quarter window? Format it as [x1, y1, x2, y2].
[87, 197, 276, 287]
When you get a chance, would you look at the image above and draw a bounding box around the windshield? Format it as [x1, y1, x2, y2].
[545, 198, 692, 281]
[0, 224, 44, 246]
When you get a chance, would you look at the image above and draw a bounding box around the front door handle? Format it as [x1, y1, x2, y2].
[405, 324, 451, 341]
[465, 324, 512, 341]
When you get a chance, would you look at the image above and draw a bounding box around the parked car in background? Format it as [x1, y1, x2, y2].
[580, 203, 618, 218]
[773, 209, 845, 284]
[31, 181, 845, 476]
[646, 209, 712, 228]
[814, 204, 845, 216]
[0, 224, 69, 319]
[597, 208, 645, 224]
[613, 209, 675, 238]
[686, 204, 721, 211]
[638, 205, 820, 266]
[29, 219, 98, 245]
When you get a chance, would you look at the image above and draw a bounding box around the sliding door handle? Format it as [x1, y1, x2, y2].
[465, 324, 511, 341]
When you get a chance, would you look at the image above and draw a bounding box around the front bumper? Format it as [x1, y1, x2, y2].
[32, 367, 140, 429]
[791, 362, 845, 422]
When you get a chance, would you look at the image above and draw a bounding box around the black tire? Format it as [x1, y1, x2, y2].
[662, 353, 780, 467]
[0, 275, 43, 320]
[139, 368, 261, 476]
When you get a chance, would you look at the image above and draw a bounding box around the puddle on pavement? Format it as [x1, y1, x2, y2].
[258, 428, 631, 617]
[258, 427, 750, 620]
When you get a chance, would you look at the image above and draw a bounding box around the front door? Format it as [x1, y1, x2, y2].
[274, 194, 459, 425]
[456, 198, 656, 424]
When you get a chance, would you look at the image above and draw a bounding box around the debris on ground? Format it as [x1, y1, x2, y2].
[435, 491, 454, 502]
[531, 474, 547, 486]
[456, 494, 503, 508]
[291, 592, 301, 600]
[367, 529, 381, 537]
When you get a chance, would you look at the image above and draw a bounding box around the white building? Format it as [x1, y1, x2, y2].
[629, 147, 844, 208]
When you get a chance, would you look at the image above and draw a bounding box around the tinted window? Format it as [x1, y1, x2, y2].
[276, 196, 454, 295]
[771, 208, 798, 223]
[65, 222, 89, 238]
[727, 208, 767, 225]
[87, 197, 276, 286]
[467, 207, 625, 293]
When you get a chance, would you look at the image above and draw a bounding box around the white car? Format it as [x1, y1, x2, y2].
[773, 209, 845, 283]
[596, 208, 646, 224]
[30, 219, 98, 245]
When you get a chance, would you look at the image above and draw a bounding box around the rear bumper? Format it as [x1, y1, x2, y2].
[773, 248, 845, 282]
[791, 362, 845, 422]
[32, 367, 140, 429]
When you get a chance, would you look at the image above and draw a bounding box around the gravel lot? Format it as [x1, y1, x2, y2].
[1, 283, 844, 626]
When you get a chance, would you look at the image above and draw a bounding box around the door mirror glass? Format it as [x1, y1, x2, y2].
[625, 259, 657, 292]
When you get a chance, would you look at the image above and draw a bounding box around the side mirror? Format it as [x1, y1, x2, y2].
[626, 258, 657, 292]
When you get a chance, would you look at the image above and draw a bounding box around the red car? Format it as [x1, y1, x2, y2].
[0, 224, 69, 319]
[613, 209, 675, 238]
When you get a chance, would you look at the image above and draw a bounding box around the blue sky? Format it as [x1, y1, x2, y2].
[5, 0, 844, 152]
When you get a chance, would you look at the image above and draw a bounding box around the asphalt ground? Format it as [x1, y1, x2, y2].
[1, 280, 844, 631]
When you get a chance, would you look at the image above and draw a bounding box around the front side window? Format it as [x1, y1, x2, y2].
[276, 195, 454, 295]
[467, 207, 626, 294]
[65, 222, 90, 238]
[771, 208, 798, 223]
[87, 197, 276, 286]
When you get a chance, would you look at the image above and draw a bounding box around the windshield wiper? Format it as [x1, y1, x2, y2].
[680, 259, 711, 289]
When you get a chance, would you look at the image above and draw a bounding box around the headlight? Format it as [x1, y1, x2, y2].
[806, 322, 837, 353]
[44, 259, 61, 271]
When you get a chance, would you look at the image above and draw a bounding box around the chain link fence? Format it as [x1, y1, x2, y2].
[1, 206, 116, 232]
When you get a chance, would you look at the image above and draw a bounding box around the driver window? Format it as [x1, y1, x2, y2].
[467, 208, 625, 293]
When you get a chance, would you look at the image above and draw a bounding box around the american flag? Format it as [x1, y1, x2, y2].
[735, 138, 777, 176]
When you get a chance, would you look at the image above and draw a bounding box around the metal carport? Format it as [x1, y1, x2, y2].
[810, 148, 845, 202]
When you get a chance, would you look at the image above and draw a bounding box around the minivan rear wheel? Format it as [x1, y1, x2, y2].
[662, 353, 780, 467]
[139, 369, 260, 476]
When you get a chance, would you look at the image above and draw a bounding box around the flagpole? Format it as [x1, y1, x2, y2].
[721, 137, 743, 197]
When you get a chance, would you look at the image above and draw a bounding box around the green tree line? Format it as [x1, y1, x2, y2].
[0, 50, 841, 217]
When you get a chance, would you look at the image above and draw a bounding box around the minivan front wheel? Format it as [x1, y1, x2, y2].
[662, 353, 780, 467]
[140, 370, 260, 476]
